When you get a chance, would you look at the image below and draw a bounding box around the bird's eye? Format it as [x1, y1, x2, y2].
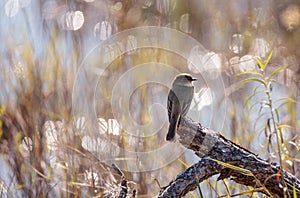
[185, 75, 192, 81]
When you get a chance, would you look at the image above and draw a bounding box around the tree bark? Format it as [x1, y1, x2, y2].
[158, 118, 300, 198]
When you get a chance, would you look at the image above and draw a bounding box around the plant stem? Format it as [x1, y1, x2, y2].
[263, 74, 287, 197]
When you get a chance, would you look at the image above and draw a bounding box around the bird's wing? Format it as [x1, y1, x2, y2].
[167, 89, 179, 121]
[166, 89, 180, 141]
[167, 90, 173, 121]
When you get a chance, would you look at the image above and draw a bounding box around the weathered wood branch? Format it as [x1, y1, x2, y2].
[158, 118, 300, 198]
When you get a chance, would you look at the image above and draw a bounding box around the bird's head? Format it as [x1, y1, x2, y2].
[172, 73, 197, 87]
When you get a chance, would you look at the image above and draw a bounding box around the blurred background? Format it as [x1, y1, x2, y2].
[0, 0, 300, 197]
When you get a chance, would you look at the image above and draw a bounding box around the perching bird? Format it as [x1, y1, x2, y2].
[166, 73, 197, 141]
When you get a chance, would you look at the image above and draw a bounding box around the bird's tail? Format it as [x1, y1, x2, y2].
[166, 115, 180, 141]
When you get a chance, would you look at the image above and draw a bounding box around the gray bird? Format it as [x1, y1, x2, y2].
[166, 73, 197, 141]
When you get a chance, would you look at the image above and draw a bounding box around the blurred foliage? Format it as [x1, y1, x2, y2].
[0, 0, 300, 197]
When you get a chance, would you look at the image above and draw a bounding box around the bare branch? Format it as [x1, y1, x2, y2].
[158, 118, 300, 198]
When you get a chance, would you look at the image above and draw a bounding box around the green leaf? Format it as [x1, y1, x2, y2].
[274, 108, 280, 122]
[258, 103, 263, 114]
[248, 101, 260, 113]
[241, 77, 267, 87]
[222, 180, 231, 197]
[221, 187, 265, 197]
[267, 134, 272, 153]
[267, 65, 288, 80]
[210, 158, 253, 176]
[276, 124, 285, 143]
[263, 118, 271, 138]
[276, 97, 296, 110]
[276, 97, 296, 104]
[236, 71, 263, 77]
[264, 120, 268, 137]
[245, 86, 264, 107]
[189, 192, 198, 198]
[254, 57, 264, 71]
[178, 158, 190, 168]
[277, 124, 293, 130]
[267, 118, 271, 134]
[264, 51, 273, 70]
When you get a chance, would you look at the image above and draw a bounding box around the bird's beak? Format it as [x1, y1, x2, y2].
[192, 77, 197, 81]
